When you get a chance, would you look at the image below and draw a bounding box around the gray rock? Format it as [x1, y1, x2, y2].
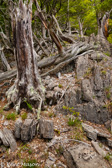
[0, 128, 17, 151]
[90, 52, 104, 61]
[46, 91, 54, 99]
[21, 119, 38, 141]
[74, 102, 110, 124]
[103, 70, 111, 89]
[107, 138, 112, 148]
[39, 119, 54, 139]
[97, 132, 111, 139]
[64, 88, 77, 108]
[3, 121, 9, 126]
[47, 82, 58, 90]
[64, 144, 109, 168]
[81, 79, 94, 102]
[56, 161, 67, 168]
[91, 141, 107, 157]
[93, 65, 103, 91]
[82, 123, 97, 141]
[76, 55, 88, 79]
[0, 70, 3, 73]
[45, 152, 57, 168]
[15, 118, 22, 139]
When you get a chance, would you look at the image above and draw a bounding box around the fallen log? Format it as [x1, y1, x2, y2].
[0, 42, 97, 82]
[0, 69, 17, 82]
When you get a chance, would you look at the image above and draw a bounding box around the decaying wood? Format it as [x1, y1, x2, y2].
[0, 69, 17, 82]
[6, 0, 45, 115]
[0, 42, 97, 82]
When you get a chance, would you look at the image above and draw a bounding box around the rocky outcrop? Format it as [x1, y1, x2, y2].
[50, 52, 112, 124]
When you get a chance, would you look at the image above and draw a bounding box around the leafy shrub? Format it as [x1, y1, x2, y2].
[68, 117, 81, 126]
[63, 106, 79, 117]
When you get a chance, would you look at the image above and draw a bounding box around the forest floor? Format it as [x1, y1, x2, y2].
[0, 73, 112, 168]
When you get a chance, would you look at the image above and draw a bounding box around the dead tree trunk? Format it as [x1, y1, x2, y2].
[78, 18, 84, 38]
[52, 15, 74, 44]
[35, 0, 63, 55]
[5, 0, 45, 115]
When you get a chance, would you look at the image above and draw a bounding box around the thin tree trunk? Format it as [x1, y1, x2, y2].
[67, 0, 71, 35]
[52, 15, 74, 43]
[0, 44, 11, 71]
[6, 0, 45, 115]
[78, 18, 84, 38]
[41, 23, 46, 39]
[35, 0, 63, 55]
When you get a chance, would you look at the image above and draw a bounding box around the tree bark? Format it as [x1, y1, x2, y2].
[6, 0, 45, 115]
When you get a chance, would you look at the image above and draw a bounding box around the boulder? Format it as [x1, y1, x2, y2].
[82, 123, 97, 141]
[15, 118, 22, 139]
[39, 119, 54, 139]
[0, 128, 17, 151]
[64, 144, 109, 168]
[21, 119, 38, 141]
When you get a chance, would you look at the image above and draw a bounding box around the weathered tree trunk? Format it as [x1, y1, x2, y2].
[97, 12, 109, 39]
[5, 0, 45, 115]
[97, 12, 110, 52]
[78, 18, 84, 38]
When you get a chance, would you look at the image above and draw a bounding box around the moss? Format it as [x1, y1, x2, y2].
[21, 112, 27, 120]
[6, 112, 17, 121]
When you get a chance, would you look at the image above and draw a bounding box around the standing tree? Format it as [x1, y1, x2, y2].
[5, 0, 45, 116]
